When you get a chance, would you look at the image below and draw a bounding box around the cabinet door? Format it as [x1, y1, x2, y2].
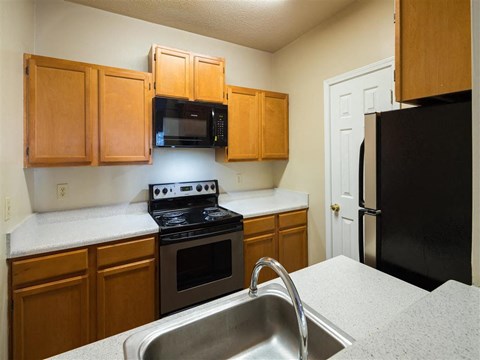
[227, 86, 260, 161]
[13, 275, 89, 360]
[395, 0, 471, 102]
[261, 91, 288, 159]
[97, 259, 155, 339]
[278, 226, 308, 273]
[26, 57, 94, 165]
[194, 56, 225, 103]
[243, 233, 277, 288]
[98, 68, 152, 163]
[154, 47, 191, 99]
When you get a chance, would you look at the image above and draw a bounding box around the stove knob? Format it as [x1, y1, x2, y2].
[162, 187, 168, 195]
[204, 184, 209, 191]
[196, 184, 202, 192]
[210, 183, 216, 191]
[154, 188, 160, 196]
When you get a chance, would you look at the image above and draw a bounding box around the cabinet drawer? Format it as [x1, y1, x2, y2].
[278, 210, 307, 230]
[244, 216, 276, 236]
[12, 249, 88, 287]
[97, 237, 155, 268]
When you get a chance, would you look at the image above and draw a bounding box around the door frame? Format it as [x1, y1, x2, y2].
[323, 57, 396, 259]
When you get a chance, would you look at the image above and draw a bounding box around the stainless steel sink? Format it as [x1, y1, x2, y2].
[124, 284, 354, 359]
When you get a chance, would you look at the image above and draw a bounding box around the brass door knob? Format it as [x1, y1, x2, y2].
[330, 203, 340, 212]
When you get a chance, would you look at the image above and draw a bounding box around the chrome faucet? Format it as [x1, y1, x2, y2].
[249, 257, 308, 360]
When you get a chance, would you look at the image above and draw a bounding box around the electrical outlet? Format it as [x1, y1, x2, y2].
[236, 173, 242, 184]
[57, 183, 68, 199]
[4, 197, 11, 221]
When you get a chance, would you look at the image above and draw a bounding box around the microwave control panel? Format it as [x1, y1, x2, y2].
[213, 108, 227, 147]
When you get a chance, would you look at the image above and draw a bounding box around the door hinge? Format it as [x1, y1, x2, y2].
[393, 12, 396, 24]
[393, 69, 396, 80]
[154, 53, 156, 61]
[153, 82, 156, 90]
[149, 148, 152, 155]
[149, 83, 151, 91]
[25, 66, 29, 76]
[226, 93, 229, 100]
[26, 147, 29, 157]
[390, 89, 394, 104]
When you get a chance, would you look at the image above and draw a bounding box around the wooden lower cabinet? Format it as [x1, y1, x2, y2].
[243, 233, 277, 288]
[97, 259, 156, 339]
[13, 275, 89, 360]
[278, 226, 308, 273]
[243, 210, 308, 288]
[9, 235, 157, 359]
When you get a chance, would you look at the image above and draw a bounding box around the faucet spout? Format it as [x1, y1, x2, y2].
[249, 257, 308, 360]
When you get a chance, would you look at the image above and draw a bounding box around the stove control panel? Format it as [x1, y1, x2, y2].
[151, 180, 218, 200]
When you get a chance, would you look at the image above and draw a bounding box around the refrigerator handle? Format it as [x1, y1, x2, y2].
[359, 140, 365, 207]
[358, 208, 366, 263]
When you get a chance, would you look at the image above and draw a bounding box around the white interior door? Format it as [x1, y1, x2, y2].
[325, 59, 397, 261]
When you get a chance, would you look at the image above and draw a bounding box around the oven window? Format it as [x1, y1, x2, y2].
[177, 240, 232, 291]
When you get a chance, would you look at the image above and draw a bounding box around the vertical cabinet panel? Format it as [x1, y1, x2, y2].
[194, 56, 225, 103]
[395, 0, 471, 102]
[13, 276, 89, 360]
[227, 86, 260, 160]
[154, 47, 191, 99]
[27, 57, 93, 165]
[243, 233, 277, 288]
[278, 226, 308, 273]
[97, 259, 156, 339]
[98, 69, 151, 163]
[261, 91, 289, 159]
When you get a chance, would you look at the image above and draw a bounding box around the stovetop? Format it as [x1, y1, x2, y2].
[152, 205, 242, 233]
[148, 180, 243, 236]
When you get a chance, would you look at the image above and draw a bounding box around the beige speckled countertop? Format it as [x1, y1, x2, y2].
[6, 188, 307, 259]
[219, 188, 308, 218]
[6, 202, 159, 259]
[51, 256, 432, 359]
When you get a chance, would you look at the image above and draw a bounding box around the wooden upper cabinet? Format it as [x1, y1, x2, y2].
[217, 86, 288, 162]
[99, 69, 152, 163]
[154, 47, 191, 99]
[261, 91, 289, 159]
[194, 55, 225, 103]
[150, 45, 225, 103]
[226, 86, 260, 160]
[25, 56, 94, 165]
[24, 54, 153, 167]
[395, 0, 471, 103]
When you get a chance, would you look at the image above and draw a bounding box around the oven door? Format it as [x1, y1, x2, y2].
[153, 97, 213, 147]
[159, 229, 244, 315]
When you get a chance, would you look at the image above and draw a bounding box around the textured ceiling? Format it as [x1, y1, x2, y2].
[67, 0, 356, 52]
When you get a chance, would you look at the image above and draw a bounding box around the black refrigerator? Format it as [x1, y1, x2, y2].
[358, 101, 472, 291]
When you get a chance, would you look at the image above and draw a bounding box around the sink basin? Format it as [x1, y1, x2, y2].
[124, 284, 354, 359]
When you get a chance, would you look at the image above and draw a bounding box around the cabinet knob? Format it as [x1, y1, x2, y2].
[330, 203, 340, 213]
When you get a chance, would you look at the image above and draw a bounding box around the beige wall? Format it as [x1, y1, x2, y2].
[271, 0, 394, 264]
[0, 0, 35, 356]
[472, 0, 479, 286]
[32, 0, 277, 212]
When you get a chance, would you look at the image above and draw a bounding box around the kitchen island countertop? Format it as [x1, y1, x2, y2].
[50, 255, 444, 360]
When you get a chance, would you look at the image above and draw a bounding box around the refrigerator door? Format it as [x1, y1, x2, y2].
[377, 101, 472, 290]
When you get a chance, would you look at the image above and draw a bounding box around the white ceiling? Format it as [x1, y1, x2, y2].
[67, 0, 356, 53]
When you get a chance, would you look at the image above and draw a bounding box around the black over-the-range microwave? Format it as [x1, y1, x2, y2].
[153, 97, 227, 148]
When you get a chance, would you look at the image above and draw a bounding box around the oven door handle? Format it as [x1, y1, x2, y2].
[160, 224, 243, 244]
